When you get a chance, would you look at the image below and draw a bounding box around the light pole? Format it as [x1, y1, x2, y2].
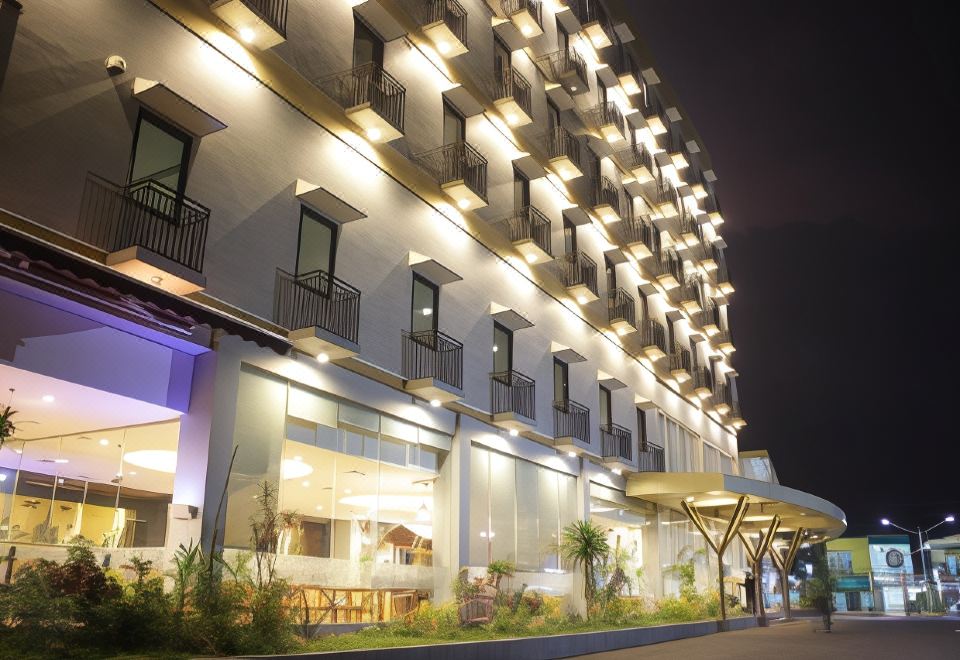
[880, 515, 955, 607]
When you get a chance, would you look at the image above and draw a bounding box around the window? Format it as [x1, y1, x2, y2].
[513, 167, 530, 210]
[547, 99, 561, 133]
[553, 358, 569, 403]
[494, 35, 510, 77]
[353, 16, 383, 67]
[442, 100, 465, 146]
[411, 274, 439, 333]
[128, 111, 191, 195]
[296, 206, 338, 277]
[597, 73, 607, 105]
[493, 322, 513, 373]
[659, 413, 702, 472]
[599, 385, 612, 427]
[557, 20, 569, 52]
[828, 551, 854, 574]
[563, 216, 577, 253]
[637, 408, 647, 449]
[604, 255, 617, 292]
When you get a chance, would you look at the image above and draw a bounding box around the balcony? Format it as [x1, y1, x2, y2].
[711, 382, 731, 415]
[649, 250, 683, 289]
[494, 66, 533, 127]
[421, 0, 468, 57]
[498, 205, 552, 264]
[584, 102, 625, 144]
[655, 179, 680, 218]
[501, 0, 543, 38]
[728, 401, 746, 429]
[553, 399, 592, 455]
[317, 62, 405, 142]
[591, 175, 622, 224]
[534, 48, 589, 96]
[607, 287, 636, 335]
[641, 105, 668, 136]
[668, 344, 692, 382]
[612, 215, 658, 259]
[401, 329, 464, 402]
[715, 253, 734, 295]
[690, 366, 713, 400]
[76, 173, 209, 295]
[211, 0, 288, 49]
[679, 209, 703, 247]
[639, 318, 667, 360]
[695, 304, 721, 335]
[713, 329, 735, 355]
[601, 423, 632, 472]
[677, 276, 703, 313]
[490, 370, 536, 431]
[636, 443, 665, 473]
[274, 268, 360, 360]
[569, 0, 613, 48]
[613, 49, 642, 96]
[556, 251, 599, 303]
[616, 144, 655, 185]
[414, 141, 488, 210]
[545, 126, 583, 181]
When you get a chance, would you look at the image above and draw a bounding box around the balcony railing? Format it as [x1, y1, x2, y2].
[669, 344, 691, 374]
[567, 0, 611, 32]
[402, 329, 463, 391]
[591, 175, 621, 213]
[616, 144, 654, 177]
[711, 382, 731, 411]
[656, 178, 679, 208]
[501, 0, 542, 29]
[273, 268, 361, 344]
[639, 318, 666, 354]
[317, 62, 405, 134]
[546, 126, 581, 169]
[414, 141, 488, 203]
[585, 102, 624, 134]
[601, 423, 632, 462]
[695, 304, 720, 331]
[679, 210, 704, 244]
[678, 276, 703, 307]
[690, 366, 713, 395]
[534, 48, 587, 88]
[499, 205, 552, 257]
[607, 287, 636, 328]
[241, 0, 288, 38]
[714, 246, 732, 286]
[77, 173, 210, 273]
[636, 443, 665, 472]
[554, 399, 590, 444]
[494, 66, 533, 119]
[491, 370, 536, 420]
[612, 215, 659, 255]
[556, 251, 598, 296]
[424, 0, 467, 48]
[649, 250, 684, 284]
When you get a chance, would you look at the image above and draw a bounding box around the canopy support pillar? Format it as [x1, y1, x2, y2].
[681, 495, 749, 622]
[768, 527, 805, 620]
[738, 516, 781, 626]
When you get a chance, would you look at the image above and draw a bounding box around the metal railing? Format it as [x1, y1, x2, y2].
[656, 178, 679, 208]
[713, 328, 734, 347]
[491, 370, 536, 420]
[585, 102, 624, 134]
[402, 329, 463, 391]
[639, 318, 666, 354]
[713, 246, 731, 285]
[678, 276, 703, 308]
[554, 399, 590, 443]
[499, 205, 552, 257]
[636, 443, 665, 472]
[650, 250, 684, 283]
[494, 66, 533, 120]
[728, 401, 744, 422]
[534, 48, 587, 88]
[556, 251, 598, 296]
[679, 210, 704, 243]
[423, 0, 467, 47]
[615, 144, 653, 176]
[601, 423, 632, 462]
[500, 0, 542, 29]
[607, 287, 636, 328]
[591, 175, 621, 213]
[613, 215, 658, 254]
[317, 62, 406, 134]
[712, 382, 731, 410]
[413, 141, 488, 203]
[690, 366, 713, 394]
[77, 173, 210, 272]
[669, 344, 691, 374]
[695, 304, 720, 330]
[546, 126, 581, 170]
[567, 0, 610, 31]
[241, 0, 288, 38]
[273, 268, 360, 344]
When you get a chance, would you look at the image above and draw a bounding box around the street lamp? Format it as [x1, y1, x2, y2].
[880, 515, 956, 593]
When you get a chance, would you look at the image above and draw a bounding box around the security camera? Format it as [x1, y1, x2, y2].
[104, 55, 126, 75]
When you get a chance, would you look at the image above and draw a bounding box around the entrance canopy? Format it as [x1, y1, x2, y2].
[626, 471, 847, 541]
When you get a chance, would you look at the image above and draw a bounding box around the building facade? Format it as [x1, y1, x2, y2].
[826, 535, 916, 613]
[0, 0, 844, 619]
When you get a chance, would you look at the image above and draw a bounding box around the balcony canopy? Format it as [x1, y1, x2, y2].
[132, 78, 226, 137]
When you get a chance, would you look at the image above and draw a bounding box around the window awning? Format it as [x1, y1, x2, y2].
[295, 179, 366, 223]
[490, 302, 533, 331]
[132, 78, 226, 137]
[408, 252, 462, 286]
[551, 341, 585, 363]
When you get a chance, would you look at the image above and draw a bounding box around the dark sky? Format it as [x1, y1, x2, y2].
[630, 1, 960, 540]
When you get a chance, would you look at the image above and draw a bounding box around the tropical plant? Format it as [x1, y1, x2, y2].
[560, 519, 610, 611]
[486, 559, 515, 591]
[0, 404, 16, 453]
[805, 545, 836, 632]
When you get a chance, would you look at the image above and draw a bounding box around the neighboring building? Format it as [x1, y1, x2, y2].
[826, 535, 916, 612]
[0, 0, 845, 619]
[927, 533, 960, 610]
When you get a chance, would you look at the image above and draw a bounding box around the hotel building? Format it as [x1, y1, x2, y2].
[0, 0, 845, 618]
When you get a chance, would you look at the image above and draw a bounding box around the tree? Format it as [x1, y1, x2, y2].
[560, 520, 610, 612]
[805, 545, 836, 632]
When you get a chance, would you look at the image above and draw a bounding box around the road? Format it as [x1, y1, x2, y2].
[572, 616, 960, 659]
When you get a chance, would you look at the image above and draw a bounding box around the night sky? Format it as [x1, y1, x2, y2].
[630, 1, 960, 540]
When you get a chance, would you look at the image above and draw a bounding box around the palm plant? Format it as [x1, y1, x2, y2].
[0, 405, 16, 453]
[560, 519, 610, 611]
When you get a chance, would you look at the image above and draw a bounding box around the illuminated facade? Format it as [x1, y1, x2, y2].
[0, 0, 843, 617]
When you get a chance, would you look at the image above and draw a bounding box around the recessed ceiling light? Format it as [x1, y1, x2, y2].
[429, 399, 441, 408]
[509, 429, 519, 437]
[41, 395, 55, 403]
[239, 27, 255, 43]
[316, 353, 330, 363]
[344, 488, 352, 494]
[366, 127, 382, 141]
[99, 438, 109, 446]
[129, 471, 137, 476]
[124, 449, 177, 473]
[301, 480, 310, 488]
[54, 458, 69, 464]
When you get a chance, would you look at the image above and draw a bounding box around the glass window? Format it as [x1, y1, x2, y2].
[488, 450, 516, 563]
[443, 100, 465, 146]
[296, 206, 338, 277]
[469, 445, 490, 565]
[493, 322, 512, 373]
[553, 358, 569, 403]
[411, 274, 439, 333]
[129, 112, 190, 194]
[513, 167, 530, 210]
[515, 460, 539, 571]
[563, 216, 577, 253]
[353, 16, 383, 67]
[494, 35, 510, 77]
[660, 413, 702, 472]
[599, 385, 612, 426]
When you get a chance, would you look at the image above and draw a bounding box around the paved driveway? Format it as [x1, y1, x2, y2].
[573, 616, 960, 660]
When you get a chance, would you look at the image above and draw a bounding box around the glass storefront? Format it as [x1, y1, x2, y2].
[590, 484, 659, 598]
